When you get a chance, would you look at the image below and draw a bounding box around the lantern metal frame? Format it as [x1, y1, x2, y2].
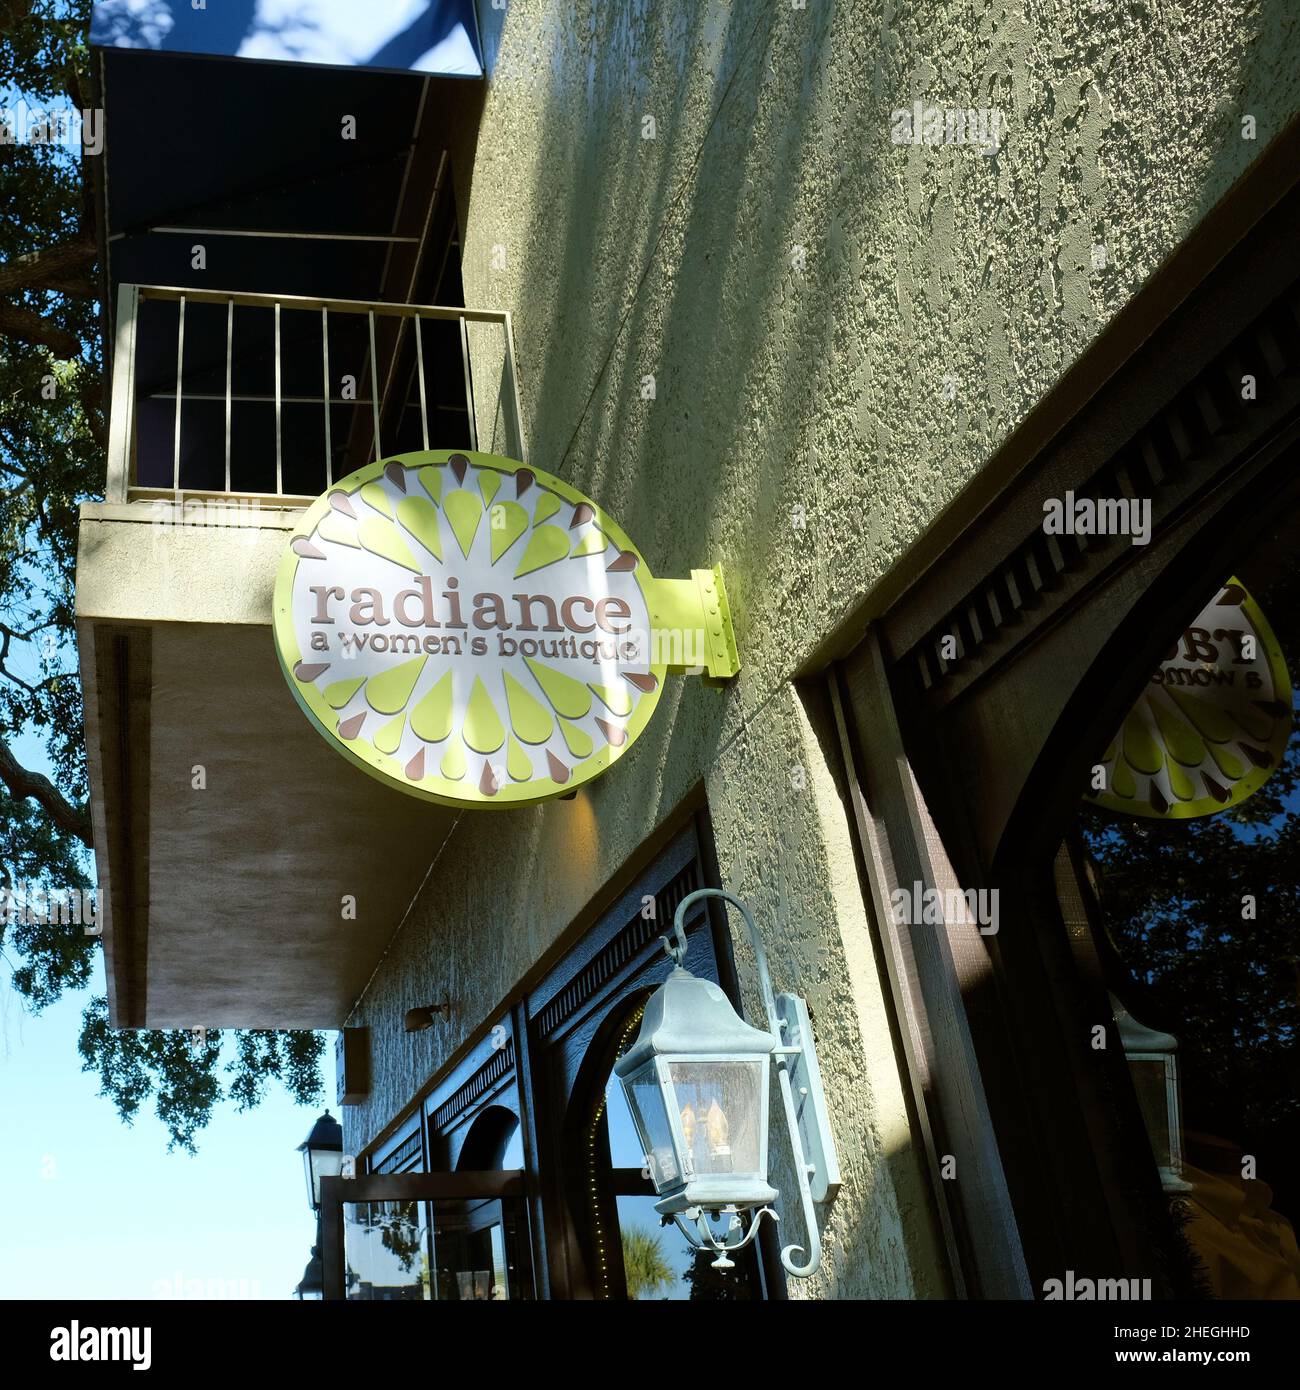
[618, 888, 840, 1279]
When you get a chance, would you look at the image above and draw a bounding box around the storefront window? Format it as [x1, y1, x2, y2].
[344, 1201, 431, 1301]
[1076, 499, 1300, 1299]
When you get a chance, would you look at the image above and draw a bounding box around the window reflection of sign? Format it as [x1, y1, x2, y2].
[1087, 579, 1292, 819]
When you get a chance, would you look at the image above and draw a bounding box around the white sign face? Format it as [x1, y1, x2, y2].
[274, 451, 671, 806]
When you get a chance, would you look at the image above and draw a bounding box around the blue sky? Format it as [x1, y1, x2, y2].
[0, 717, 328, 1301]
[0, 975, 328, 1300]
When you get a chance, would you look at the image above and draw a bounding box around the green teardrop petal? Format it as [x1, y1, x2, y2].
[359, 481, 392, 517]
[418, 466, 442, 503]
[373, 712, 405, 755]
[489, 501, 530, 563]
[559, 718, 594, 759]
[479, 471, 502, 507]
[1228, 701, 1273, 742]
[1166, 686, 1238, 744]
[1207, 741, 1246, 781]
[525, 658, 591, 719]
[410, 670, 454, 742]
[316, 512, 360, 548]
[532, 492, 562, 525]
[463, 675, 505, 753]
[440, 735, 467, 781]
[357, 516, 421, 572]
[396, 495, 443, 562]
[506, 736, 533, 782]
[514, 524, 571, 577]
[1167, 758, 1196, 801]
[324, 676, 365, 709]
[1148, 692, 1205, 767]
[1122, 712, 1163, 776]
[444, 490, 482, 559]
[570, 530, 607, 559]
[590, 682, 633, 717]
[365, 655, 426, 715]
[1111, 757, 1137, 798]
[504, 671, 554, 744]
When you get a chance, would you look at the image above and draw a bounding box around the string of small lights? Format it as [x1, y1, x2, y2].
[583, 1004, 647, 1300]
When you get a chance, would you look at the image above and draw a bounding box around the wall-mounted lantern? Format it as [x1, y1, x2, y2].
[614, 889, 840, 1278]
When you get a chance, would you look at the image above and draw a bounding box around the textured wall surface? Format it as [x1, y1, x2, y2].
[345, 0, 1300, 1297]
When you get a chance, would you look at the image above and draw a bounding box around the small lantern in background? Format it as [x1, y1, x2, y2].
[1112, 996, 1192, 1194]
[298, 1109, 344, 1213]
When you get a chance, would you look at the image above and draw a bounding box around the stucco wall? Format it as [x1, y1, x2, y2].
[344, 0, 1300, 1297]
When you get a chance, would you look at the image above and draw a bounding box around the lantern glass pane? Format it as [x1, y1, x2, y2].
[667, 1061, 764, 1178]
[1129, 1057, 1173, 1168]
[622, 1063, 680, 1189]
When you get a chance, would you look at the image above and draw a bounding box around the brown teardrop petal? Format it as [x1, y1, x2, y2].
[1252, 700, 1288, 719]
[329, 492, 357, 517]
[294, 661, 330, 683]
[449, 453, 469, 484]
[570, 503, 595, 529]
[607, 550, 638, 573]
[337, 711, 366, 740]
[1216, 584, 1247, 606]
[405, 748, 425, 781]
[479, 760, 500, 796]
[292, 537, 326, 560]
[1242, 743, 1274, 768]
[515, 469, 534, 497]
[545, 751, 570, 784]
[1149, 781, 1169, 815]
[1203, 773, 1229, 802]
[596, 718, 627, 747]
[385, 462, 408, 492]
[624, 672, 658, 693]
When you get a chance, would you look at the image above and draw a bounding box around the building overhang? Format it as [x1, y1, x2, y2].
[77, 501, 458, 1029]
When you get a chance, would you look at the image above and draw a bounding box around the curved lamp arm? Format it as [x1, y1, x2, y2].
[667, 888, 825, 1279]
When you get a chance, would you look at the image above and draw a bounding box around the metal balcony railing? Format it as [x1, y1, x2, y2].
[105, 284, 525, 506]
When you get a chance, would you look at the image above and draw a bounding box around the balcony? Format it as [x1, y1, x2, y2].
[77, 286, 524, 1030]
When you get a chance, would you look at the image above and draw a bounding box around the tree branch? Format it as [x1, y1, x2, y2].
[0, 739, 91, 845]
[0, 301, 83, 359]
[0, 238, 97, 297]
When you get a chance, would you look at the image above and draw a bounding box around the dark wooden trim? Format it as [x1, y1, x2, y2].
[324, 1171, 525, 1203]
[831, 640, 1030, 1299]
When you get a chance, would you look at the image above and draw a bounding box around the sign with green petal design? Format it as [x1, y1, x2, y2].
[274, 450, 739, 807]
[1086, 578, 1292, 819]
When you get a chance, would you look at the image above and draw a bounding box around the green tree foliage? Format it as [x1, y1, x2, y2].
[0, 0, 324, 1151]
[620, 1225, 674, 1299]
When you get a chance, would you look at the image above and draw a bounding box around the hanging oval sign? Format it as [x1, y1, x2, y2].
[1086, 577, 1292, 819]
[274, 450, 738, 807]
